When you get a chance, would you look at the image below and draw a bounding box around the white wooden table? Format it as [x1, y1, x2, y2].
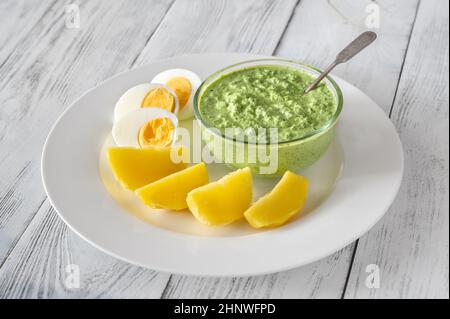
[0, 0, 448, 299]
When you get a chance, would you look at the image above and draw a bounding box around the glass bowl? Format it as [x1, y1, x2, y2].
[193, 58, 343, 176]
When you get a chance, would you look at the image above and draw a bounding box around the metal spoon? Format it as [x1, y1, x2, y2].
[303, 31, 377, 95]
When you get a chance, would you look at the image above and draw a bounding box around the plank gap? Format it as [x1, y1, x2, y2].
[388, 0, 422, 118]
[128, 0, 177, 68]
[160, 274, 173, 298]
[340, 240, 359, 298]
[272, 0, 302, 54]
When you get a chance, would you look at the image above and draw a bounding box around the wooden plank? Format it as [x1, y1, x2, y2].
[344, 0, 449, 299]
[0, 202, 169, 298]
[162, 0, 420, 299]
[0, 0, 173, 262]
[136, 0, 298, 61]
[163, 250, 351, 298]
[0, 0, 175, 297]
[0, 0, 299, 298]
[0, 0, 55, 65]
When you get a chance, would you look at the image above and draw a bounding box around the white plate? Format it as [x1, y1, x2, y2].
[42, 53, 404, 276]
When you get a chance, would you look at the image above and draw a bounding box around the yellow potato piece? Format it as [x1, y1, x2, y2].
[244, 171, 308, 228]
[187, 167, 252, 226]
[135, 163, 209, 210]
[107, 146, 188, 191]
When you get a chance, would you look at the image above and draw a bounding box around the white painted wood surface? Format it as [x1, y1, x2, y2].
[0, 0, 448, 299]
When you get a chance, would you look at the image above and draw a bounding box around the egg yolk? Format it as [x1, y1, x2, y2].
[141, 88, 175, 112]
[166, 77, 192, 110]
[138, 118, 174, 148]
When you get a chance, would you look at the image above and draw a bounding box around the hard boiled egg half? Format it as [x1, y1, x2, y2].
[114, 83, 179, 122]
[152, 69, 201, 120]
[112, 108, 178, 148]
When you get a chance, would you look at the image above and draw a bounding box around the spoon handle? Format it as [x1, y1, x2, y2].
[304, 31, 377, 94]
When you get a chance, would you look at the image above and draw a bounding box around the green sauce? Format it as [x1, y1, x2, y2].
[199, 65, 337, 142]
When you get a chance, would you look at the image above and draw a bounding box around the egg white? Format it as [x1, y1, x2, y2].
[112, 108, 178, 148]
[114, 83, 179, 122]
[152, 69, 202, 121]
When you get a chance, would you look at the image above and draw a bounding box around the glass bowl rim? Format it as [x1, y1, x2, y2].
[193, 58, 344, 145]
